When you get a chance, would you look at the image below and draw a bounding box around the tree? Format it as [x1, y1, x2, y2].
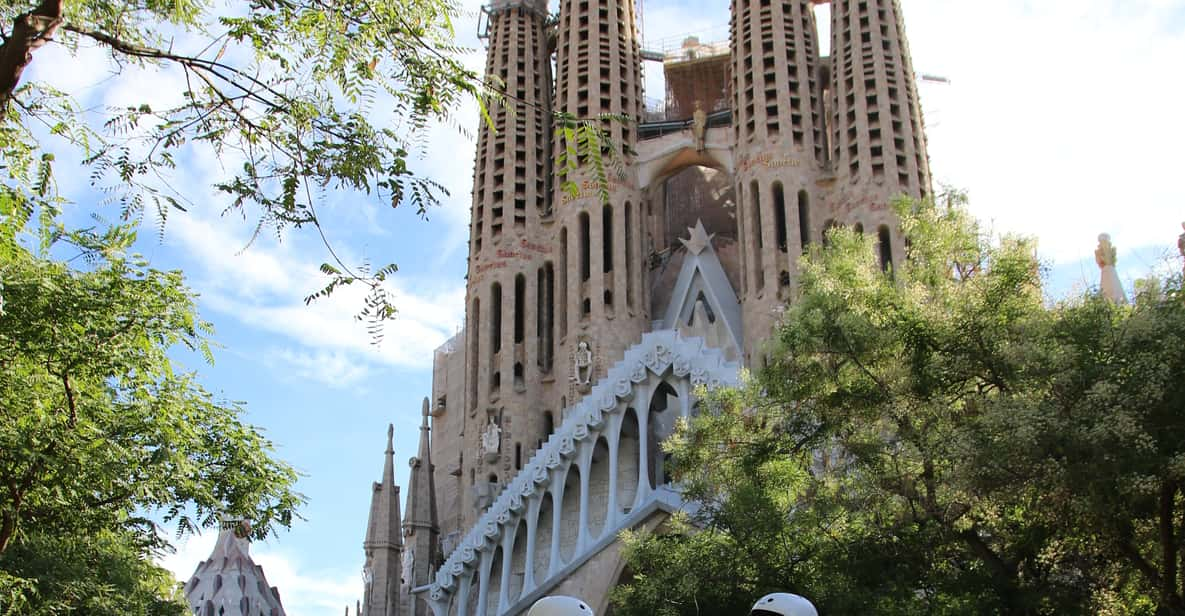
[0, 1, 629, 324]
[0, 0, 484, 322]
[0, 215, 303, 610]
[613, 194, 1185, 615]
[0, 530, 188, 615]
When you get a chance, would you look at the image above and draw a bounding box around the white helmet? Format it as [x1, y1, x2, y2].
[749, 592, 818, 616]
[527, 595, 594, 616]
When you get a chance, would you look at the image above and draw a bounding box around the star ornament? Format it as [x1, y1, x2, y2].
[680, 219, 715, 255]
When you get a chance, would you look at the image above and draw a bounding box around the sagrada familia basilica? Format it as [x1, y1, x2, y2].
[171, 0, 1185, 612]
[358, 0, 931, 614]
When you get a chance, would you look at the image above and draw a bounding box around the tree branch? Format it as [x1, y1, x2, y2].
[60, 370, 76, 427]
[0, 0, 63, 107]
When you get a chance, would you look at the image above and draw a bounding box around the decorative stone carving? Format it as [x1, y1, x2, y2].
[1095, 233, 1126, 304]
[571, 341, 593, 385]
[480, 417, 501, 462]
[1095, 233, 1117, 268]
[402, 548, 415, 584]
[679, 220, 714, 256]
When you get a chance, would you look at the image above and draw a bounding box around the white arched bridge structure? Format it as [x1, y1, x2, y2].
[418, 330, 740, 615]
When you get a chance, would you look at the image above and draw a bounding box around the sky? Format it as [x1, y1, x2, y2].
[22, 0, 1185, 614]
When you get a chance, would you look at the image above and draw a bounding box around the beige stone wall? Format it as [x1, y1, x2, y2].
[829, 0, 930, 198]
[431, 333, 468, 544]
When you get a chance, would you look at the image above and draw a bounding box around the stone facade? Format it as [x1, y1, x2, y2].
[363, 0, 932, 613]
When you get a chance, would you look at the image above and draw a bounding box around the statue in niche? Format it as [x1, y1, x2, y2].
[571, 341, 593, 386]
[480, 417, 500, 457]
[691, 99, 707, 152]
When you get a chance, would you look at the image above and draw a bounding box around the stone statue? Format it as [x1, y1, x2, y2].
[571, 341, 593, 385]
[1095, 233, 1126, 304]
[691, 99, 707, 152]
[480, 417, 500, 455]
[402, 547, 414, 584]
[1094, 233, 1117, 268]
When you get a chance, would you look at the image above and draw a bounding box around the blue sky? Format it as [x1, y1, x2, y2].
[22, 0, 1185, 613]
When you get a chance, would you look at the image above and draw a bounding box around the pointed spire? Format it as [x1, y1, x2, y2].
[1095, 233, 1127, 304]
[362, 424, 402, 616]
[185, 519, 286, 615]
[402, 397, 440, 594]
[383, 423, 396, 487]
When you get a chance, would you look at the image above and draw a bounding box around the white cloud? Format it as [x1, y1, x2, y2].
[903, 0, 1185, 263]
[265, 347, 375, 389]
[157, 194, 466, 372]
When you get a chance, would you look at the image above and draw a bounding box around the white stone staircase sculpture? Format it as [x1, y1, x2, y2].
[419, 330, 740, 616]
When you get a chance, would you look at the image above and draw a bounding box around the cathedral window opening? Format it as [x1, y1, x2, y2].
[538, 263, 555, 372]
[579, 211, 591, 282]
[602, 204, 614, 273]
[491, 283, 503, 354]
[492, 370, 501, 393]
[515, 443, 522, 470]
[470, 298, 480, 411]
[878, 224, 893, 272]
[559, 229, 568, 339]
[750, 180, 765, 291]
[514, 362, 525, 392]
[624, 202, 634, 310]
[773, 182, 788, 252]
[514, 274, 525, 344]
[544, 410, 554, 437]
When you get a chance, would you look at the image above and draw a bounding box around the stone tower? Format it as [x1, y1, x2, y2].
[362, 425, 402, 616]
[550, 0, 649, 402]
[730, 0, 826, 363]
[401, 399, 441, 615]
[463, 0, 556, 529]
[826, 0, 931, 269]
[184, 519, 286, 616]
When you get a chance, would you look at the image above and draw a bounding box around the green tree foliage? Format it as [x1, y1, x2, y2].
[0, 531, 187, 615]
[0, 216, 303, 610]
[613, 194, 1185, 615]
[0, 0, 484, 322]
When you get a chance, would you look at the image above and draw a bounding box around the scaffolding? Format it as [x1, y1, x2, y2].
[643, 36, 731, 122]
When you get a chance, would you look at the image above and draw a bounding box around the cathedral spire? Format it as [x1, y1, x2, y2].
[401, 398, 440, 615]
[184, 519, 287, 615]
[362, 424, 402, 616]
